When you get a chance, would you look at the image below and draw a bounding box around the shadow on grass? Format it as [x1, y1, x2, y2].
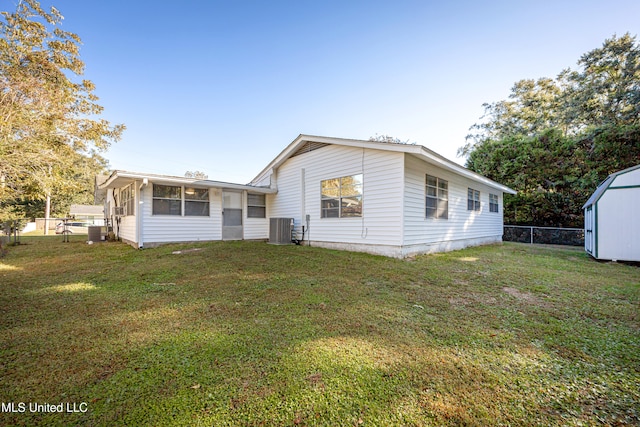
[0, 240, 638, 426]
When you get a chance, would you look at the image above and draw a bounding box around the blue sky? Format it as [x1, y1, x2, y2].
[33, 0, 640, 183]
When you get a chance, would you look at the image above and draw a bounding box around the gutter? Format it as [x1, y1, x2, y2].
[100, 170, 276, 193]
[249, 135, 516, 194]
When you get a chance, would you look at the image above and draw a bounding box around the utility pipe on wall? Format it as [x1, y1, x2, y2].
[136, 178, 148, 248]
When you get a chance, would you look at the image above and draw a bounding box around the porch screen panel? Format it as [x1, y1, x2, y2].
[153, 185, 182, 215]
[185, 188, 210, 216]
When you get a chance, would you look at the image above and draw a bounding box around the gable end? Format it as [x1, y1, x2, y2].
[290, 141, 330, 158]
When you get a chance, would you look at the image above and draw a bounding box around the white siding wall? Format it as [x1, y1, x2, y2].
[141, 184, 222, 245]
[118, 215, 137, 243]
[252, 174, 272, 188]
[244, 192, 269, 240]
[107, 182, 271, 246]
[244, 218, 268, 240]
[269, 145, 404, 250]
[105, 185, 137, 245]
[596, 188, 640, 262]
[403, 154, 504, 252]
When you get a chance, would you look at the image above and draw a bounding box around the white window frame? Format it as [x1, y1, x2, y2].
[321, 174, 363, 218]
[152, 185, 210, 216]
[120, 184, 135, 216]
[468, 188, 481, 212]
[426, 175, 448, 219]
[184, 187, 210, 217]
[247, 193, 266, 218]
[489, 193, 499, 213]
[152, 184, 182, 216]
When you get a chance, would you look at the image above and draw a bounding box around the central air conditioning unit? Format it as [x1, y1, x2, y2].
[269, 218, 294, 245]
[112, 206, 125, 217]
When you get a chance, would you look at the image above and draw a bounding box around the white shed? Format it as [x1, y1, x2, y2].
[583, 164, 640, 262]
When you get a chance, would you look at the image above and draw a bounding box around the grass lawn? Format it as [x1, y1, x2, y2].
[0, 237, 638, 426]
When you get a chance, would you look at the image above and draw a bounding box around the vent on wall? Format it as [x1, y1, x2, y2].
[269, 218, 293, 245]
[290, 141, 329, 158]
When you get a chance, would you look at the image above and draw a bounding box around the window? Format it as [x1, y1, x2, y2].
[426, 175, 448, 219]
[321, 174, 363, 218]
[185, 188, 209, 216]
[153, 185, 182, 215]
[247, 193, 266, 218]
[489, 193, 499, 213]
[120, 184, 135, 216]
[468, 188, 481, 211]
[152, 185, 210, 216]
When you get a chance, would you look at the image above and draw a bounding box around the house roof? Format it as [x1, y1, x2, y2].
[582, 164, 640, 209]
[98, 170, 277, 193]
[69, 204, 104, 215]
[251, 134, 517, 194]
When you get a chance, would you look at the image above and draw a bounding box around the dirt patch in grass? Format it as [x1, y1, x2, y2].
[448, 294, 498, 306]
[0, 238, 638, 426]
[502, 286, 545, 306]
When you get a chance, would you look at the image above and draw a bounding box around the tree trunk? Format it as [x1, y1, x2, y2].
[43, 193, 51, 235]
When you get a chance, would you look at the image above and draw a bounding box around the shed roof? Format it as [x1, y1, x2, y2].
[251, 134, 517, 194]
[582, 164, 640, 209]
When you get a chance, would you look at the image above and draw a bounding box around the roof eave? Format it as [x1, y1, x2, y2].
[250, 135, 516, 194]
[411, 148, 517, 194]
[250, 134, 427, 184]
[582, 164, 640, 209]
[99, 171, 277, 193]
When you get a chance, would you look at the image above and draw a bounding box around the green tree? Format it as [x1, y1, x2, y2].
[461, 33, 639, 155]
[463, 78, 565, 151]
[0, 0, 124, 228]
[569, 33, 640, 128]
[466, 130, 587, 227]
[368, 134, 415, 144]
[461, 34, 640, 228]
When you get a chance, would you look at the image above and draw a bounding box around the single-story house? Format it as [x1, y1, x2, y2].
[100, 134, 516, 257]
[583, 164, 640, 262]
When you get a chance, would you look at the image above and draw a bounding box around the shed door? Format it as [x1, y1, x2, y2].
[222, 191, 243, 240]
[585, 206, 593, 255]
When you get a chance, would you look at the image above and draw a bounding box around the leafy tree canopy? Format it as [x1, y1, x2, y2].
[461, 33, 639, 153]
[0, 0, 124, 221]
[369, 134, 415, 144]
[461, 34, 640, 228]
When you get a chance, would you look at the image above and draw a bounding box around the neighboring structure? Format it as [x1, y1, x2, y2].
[100, 134, 516, 257]
[35, 204, 105, 231]
[69, 204, 105, 226]
[583, 164, 640, 262]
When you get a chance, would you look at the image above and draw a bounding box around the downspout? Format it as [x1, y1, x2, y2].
[111, 188, 121, 240]
[136, 178, 148, 248]
[400, 152, 407, 256]
[361, 146, 368, 239]
[300, 168, 305, 244]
